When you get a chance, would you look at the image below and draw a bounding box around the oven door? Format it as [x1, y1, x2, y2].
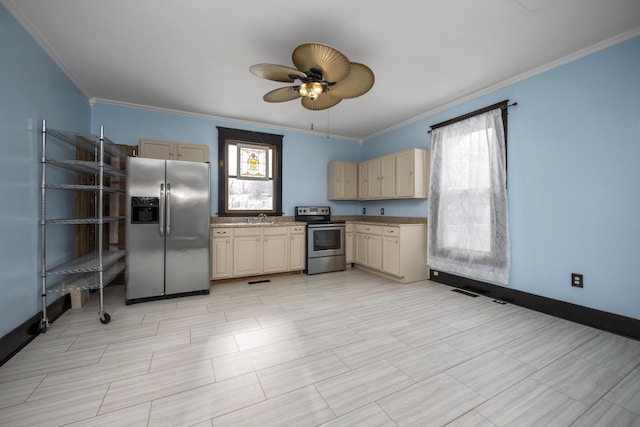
[307, 224, 345, 258]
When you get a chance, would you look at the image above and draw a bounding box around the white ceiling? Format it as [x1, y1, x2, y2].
[4, 0, 640, 140]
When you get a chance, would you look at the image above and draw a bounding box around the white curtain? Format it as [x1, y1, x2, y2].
[428, 108, 510, 284]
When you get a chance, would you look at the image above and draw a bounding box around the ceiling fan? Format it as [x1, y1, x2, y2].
[250, 43, 374, 111]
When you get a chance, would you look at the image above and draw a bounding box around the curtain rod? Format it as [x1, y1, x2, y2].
[428, 100, 517, 134]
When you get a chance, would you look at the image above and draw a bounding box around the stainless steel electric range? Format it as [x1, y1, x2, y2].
[294, 206, 346, 275]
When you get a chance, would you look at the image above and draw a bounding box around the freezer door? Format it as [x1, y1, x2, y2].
[126, 157, 166, 300]
[164, 160, 211, 295]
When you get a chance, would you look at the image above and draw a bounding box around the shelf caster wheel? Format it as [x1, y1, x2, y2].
[99, 313, 111, 324]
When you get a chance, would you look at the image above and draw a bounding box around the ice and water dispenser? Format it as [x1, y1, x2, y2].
[130, 197, 159, 224]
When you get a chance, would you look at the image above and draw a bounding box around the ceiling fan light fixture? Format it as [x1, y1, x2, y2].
[299, 82, 324, 100]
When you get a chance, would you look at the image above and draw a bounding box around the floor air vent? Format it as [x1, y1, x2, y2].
[451, 289, 479, 298]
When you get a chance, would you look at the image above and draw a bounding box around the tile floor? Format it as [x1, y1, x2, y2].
[0, 268, 639, 426]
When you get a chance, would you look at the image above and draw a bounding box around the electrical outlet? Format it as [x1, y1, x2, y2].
[380, 208, 385, 215]
[571, 273, 583, 288]
[362, 208, 366, 214]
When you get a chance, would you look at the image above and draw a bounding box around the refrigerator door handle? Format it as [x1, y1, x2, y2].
[166, 183, 171, 236]
[159, 183, 165, 237]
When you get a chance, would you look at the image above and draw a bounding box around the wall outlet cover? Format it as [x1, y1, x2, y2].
[571, 273, 584, 288]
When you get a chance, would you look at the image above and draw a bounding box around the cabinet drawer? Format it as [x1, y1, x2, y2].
[290, 225, 306, 234]
[383, 226, 400, 237]
[355, 224, 382, 235]
[234, 227, 262, 237]
[211, 228, 232, 237]
[263, 226, 289, 236]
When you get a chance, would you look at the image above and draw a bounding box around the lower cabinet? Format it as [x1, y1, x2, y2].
[233, 228, 262, 277]
[345, 223, 355, 264]
[290, 225, 306, 271]
[382, 227, 401, 276]
[211, 225, 305, 280]
[210, 228, 233, 279]
[349, 222, 428, 283]
[355, 224, 382, 271]
[262, 227, 289, 274]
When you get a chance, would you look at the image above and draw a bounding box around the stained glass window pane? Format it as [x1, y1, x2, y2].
[237, 143, 269, 180]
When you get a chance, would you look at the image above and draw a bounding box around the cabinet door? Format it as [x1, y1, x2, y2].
[367, 159, 381, 198]
[327, 161, 344, 200]
[395, 149, 414, 198]
[380, 154, 396, 198]
[178, 143, 210, 163]
[289, 228, 306, 270]
[139, 139, 174, 160]
[367, 233, 383, 270]
[382, 236, 401, 276]
[211, 237, 232, 279]
[345, 231, 354, 264]
[263, 233, 289, 273]
[233, 235, 261, 276]
[344, 162, 358, 200]
[358, 162, 368, 199]
[355, 232, 368, 264]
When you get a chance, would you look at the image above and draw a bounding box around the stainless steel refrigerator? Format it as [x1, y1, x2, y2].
[125, 157, 210, 303]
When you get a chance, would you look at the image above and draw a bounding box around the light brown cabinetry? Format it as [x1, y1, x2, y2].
[381, 226, 401, 276]
[289, 225, 306, 271]
[366, 158, 381, 199]
[395, 148, 430, 198]
[210, 224, 305, 280]
[355, 224, 382, 271]
[349, 222, 428, 283]
[342, 148, 430, 200]
[210, 228, 232, 279]
[358, 162, 368, 199]
[327, 161, 358, 200]
[262, 227, 290, 274]
[139, 138, 210, 163]
[345, 223, 355, 264]
[380, 154, 396, 198]
[233, 228, 262, 277]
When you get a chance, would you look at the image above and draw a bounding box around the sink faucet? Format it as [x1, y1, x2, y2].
[258, 213, 266, 223]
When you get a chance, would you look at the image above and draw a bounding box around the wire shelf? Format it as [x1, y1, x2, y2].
[45, 159, 126, 177]
[44, 183, 124, 193]
[45, 128, 129, 157]
[44, 216, 125, 225]
[47, 262, 125, 293]
[46, 250, 125, 275]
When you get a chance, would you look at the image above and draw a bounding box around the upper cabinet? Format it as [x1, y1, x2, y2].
[354, 148, 430, 200]
[395, 148, 430, 199]
[139, 138, 210, 163]
[327, 161, 358, 200]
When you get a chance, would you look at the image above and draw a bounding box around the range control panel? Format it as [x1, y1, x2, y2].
[295, 206, 330, 216]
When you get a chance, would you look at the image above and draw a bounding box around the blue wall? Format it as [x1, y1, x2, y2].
[0, 5, 90, 337]
[362, 36, 640, 320]
[2, 0, 638, 342]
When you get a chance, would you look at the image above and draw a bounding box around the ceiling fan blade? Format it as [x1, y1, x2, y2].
[326, 62, 375, 99]
[292, 43, 351, 83]
[263, 86, 301, 102]
[301, 93, 342, 111]
[250, 64, 307, 82]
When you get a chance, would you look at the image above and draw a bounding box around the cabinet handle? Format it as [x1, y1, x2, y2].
[257, 237, 261, 241]
[409, 170, 413, 175]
